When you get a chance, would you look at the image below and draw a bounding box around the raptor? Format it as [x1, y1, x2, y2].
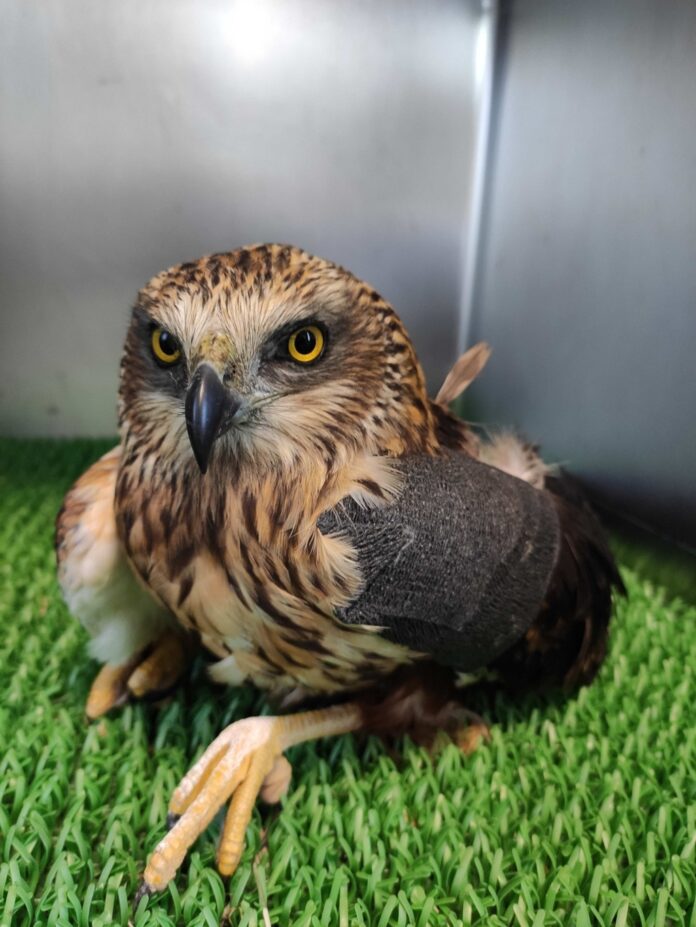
[55, 244, 623, 895]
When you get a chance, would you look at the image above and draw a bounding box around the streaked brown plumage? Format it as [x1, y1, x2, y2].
[56, 243, 623, 894]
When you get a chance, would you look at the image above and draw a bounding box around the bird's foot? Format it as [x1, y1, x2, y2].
[85, 632, 190, 719]
[138, 703, 362, 897]
[451, 707, 491, 756]
[142, 716, 283, 893]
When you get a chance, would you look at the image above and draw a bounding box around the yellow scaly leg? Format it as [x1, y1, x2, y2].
[85, 632, 190, 719]
[137, 703, 362, 898]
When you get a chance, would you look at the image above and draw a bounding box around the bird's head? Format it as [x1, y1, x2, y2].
[118, 244, 436, 477]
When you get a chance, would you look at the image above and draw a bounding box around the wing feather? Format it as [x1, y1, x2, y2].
[56, 446, 173, 664]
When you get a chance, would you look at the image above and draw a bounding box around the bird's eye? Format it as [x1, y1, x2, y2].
[151, 327, 182, 365]
[287, 325, 325, 364]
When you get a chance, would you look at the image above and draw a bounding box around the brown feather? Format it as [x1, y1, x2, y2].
[435, 342, 492, 406]
[490, 472, 625, 691]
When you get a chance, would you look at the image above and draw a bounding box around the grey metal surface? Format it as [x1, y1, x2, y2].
[0, 0, 495, 437]
[2, 0, 694, 545]
[468, 0, 696, 546]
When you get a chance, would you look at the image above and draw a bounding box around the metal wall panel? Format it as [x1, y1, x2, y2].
[2, 0, 694, 544]
[469, 0, 696, 545]
[0, 0, 495, 436]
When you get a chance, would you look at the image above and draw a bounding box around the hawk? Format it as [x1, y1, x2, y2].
[55, 244, 623, 896]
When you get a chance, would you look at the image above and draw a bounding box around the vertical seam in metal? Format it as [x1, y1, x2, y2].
[457, 0, 500, 355]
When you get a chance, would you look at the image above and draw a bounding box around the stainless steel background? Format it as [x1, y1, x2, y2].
[0, 0, 494, 435]
[468, 0, 696, 546]
[1, 0, 695, 544]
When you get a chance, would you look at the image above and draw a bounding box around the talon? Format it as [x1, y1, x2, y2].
[133, 881, 153, 908]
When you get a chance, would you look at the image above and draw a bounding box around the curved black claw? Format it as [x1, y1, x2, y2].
[166, 811, 181, 831]
[133, 881, 154, 910]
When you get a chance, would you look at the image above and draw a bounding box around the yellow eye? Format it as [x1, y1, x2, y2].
[287, 325, 325, 364]
[151, 327, 182, 365]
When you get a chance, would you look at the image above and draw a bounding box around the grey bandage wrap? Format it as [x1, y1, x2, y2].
[318, 454, 561, 671]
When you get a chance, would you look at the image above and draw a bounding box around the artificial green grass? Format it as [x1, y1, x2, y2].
[0, 438, 694, 927]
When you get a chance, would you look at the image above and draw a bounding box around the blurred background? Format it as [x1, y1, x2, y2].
[1, 0, 694, 547]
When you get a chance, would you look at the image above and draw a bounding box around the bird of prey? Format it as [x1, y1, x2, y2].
[55, 244, 623, 896]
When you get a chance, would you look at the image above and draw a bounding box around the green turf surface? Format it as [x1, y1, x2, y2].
[0, 438, 694, 927]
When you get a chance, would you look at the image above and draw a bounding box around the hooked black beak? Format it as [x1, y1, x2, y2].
[185, 364, 242, 473]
